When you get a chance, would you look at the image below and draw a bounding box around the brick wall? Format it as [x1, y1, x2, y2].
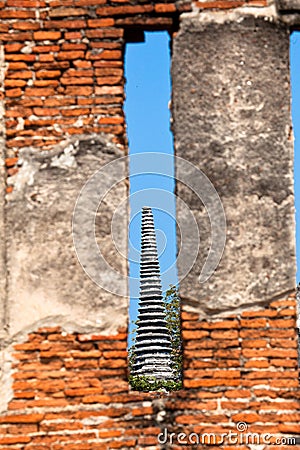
[1, 0, 192, 167]
[0, 0, 299, 448]
[1, 0, 269, 161]
[0, 295, 298, 448]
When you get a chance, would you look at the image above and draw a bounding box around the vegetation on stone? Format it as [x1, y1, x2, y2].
[129, 284, 182, 392]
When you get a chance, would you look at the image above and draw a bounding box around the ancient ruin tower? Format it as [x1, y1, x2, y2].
[132, 207, 173, 379]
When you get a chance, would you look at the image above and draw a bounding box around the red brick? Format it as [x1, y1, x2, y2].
[241, 339, 268, 348]
[278, 308, 296, 316]
[34, 62, 69, 70]
[102, 350, 127, 358]
[242, 348, 298, 358]
[96, 76, 123, 86]
[33, 108, 60, 116]
[182, 330, 209, 340]
[6, 80, 27, 88]
[33, 45, 59, 54]
[7, 0, 43, 5]
[154, 3, 176, 12]
[0, 11, 35, 18]
[91, 42, 122, 50]
[25, 87, 55, 96]
[5, 43, 23, 53]
[8, 62, 28, 70]
[39, 55, 55, 63]
[241, 309, 277, 318]
[232, 412, 260, 423]
[184, 319, 239, 330]
[5, 157, 18, 167]
[61, 43, 87, 51]
[263, 370, 298, 379]
[95, 5, 153, 15]
[184, 378, 240, 388]
[36, 70, 61, 79]
[61, 77, 94, 85]
[270, 359, 298, 367]
[270, 338, 297, 348]
[64, 86, 93, 96]
[95, 68, 123, 77]
[65, 31, 82, 40]
[88, 18, 115, 27]
[65, 387, 103, 397]
[225, 389, 252, 398]
[73, 60, 92, 69]
[99, 430, 122, 438]
[57, 51, 85, 60]
[74, 0, 106, 4]
[0, 414, 44, 424]
[240, 328, 295, 338]
[13, 21, 40, 30]
[34, 80, 59, 87]
[6, 54, 36, 63]
[240, 318, 267, 328]
[34, 31, 61, 40]
[215, 349, 241, 358]
[270, 379, 299, 388]
[0, 436, 31, 444]
[211, 330, 238, 339]
[253, 389, 280, 398]
[268, 318, 296, 327]
[86, 29, 123, 39]
[6, 88, 23, 98]
[93, 60, 123, 68]
[71, 350, 102, 358]
[7, 70, 31, 80]
[99, 358, 126, 368]
[44, 98, 76, 107]
[44, 19, 87, 29]
[49, 7, 88, 17]
[61, 108, 90, 117]
[81, 395, 120, 405]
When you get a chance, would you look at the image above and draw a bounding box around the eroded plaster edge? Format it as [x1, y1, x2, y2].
[180, 2, 279, 24]
[0, 45, 8, 339]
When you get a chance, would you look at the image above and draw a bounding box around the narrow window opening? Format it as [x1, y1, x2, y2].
[290, 31, 300, 283]
[124, 31, 182, 391]
[290, 31, 300, 357]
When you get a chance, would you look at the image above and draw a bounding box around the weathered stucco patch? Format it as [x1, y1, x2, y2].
[0, 45, 7, 338]
[172, 15, 296, 315]
[5, 135, 128, 336]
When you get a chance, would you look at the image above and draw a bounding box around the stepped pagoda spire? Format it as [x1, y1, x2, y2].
[132, 207, 173, 380]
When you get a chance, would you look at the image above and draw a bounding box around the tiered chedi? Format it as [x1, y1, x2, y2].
[132, 207, 173, 379]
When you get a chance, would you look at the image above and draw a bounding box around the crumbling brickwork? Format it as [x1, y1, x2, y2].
[0, 296, 298, 448]
[0, 0, 299, 447]
[1, 0, 191, 163]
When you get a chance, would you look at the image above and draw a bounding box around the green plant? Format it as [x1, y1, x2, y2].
[128, 285, 182, 392]
[129, 375, 182, 392]
[164, 284, 182, 381]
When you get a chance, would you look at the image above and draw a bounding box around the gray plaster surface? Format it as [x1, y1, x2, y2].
[0, 47, 7, 338]
[172, 15, 296, 315]
[277, 0, 300, 10]
[5, 135, 128, 336]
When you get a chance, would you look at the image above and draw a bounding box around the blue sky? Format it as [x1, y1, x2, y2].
[124, 32, 177, 331]
[125, 30, 300, 334]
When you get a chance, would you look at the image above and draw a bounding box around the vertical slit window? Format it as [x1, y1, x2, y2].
[124, 31, 182, 391]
